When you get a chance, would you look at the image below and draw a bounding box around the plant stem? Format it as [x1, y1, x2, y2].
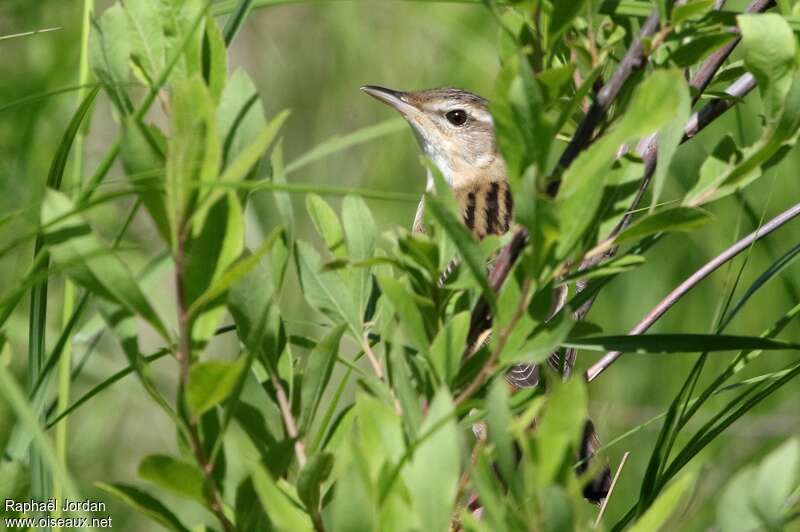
[54, 3, 94, 526]
[585, 201, 800, 382]
[271, 372, 308, 467]
[174, 233, 234, 532]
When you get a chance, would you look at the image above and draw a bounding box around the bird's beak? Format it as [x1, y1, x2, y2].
[360, 85, 420, 118]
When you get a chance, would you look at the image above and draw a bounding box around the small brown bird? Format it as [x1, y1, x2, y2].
[362, 85, 610, 503]
[360, 86, 513, 239]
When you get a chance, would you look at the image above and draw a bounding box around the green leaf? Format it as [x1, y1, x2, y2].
[297, 452, 334, 512]
[342, 195, 377, 318]
[90, 3, 131, 108]
[738, 13, 797, 120]
[186, 357, 248, 418]
[235, 477, 270, 532]
[630, 471, 696, 532]
[429, 311, 470, 383]
[120, 120, 171, 242]
[501, 310, 574, 365]
[271, 140, 294, 243]
[227, 238, 277, 351]
[46, 349, 170, 429]
[549, 0, 589, 42]
[251, 463, 314, 531]
[671, 0, 715, 25]
[188, 224, 280, 316]
[220, 108, 289, 183]
[557, 70, 687, 257]
[194, 108, 290, 221]
[560, 254, 645, 283]
[652, 73, 690, 210]
[157, 0, 205, 79]
[295, 240, 361, 334]
[138, 454, 206, 505]
[218, 69, 266, 165]
[376, 275, 430, 354]
[753, 438, 800, 526]
[717, 439, 800, 531]
[402, 389, 459, 532]
[613, 207, 713, 244]
[96, 482, 190, 532]
[40, 190, 168, 339]
[541, 486, 575, 532]
[563, 334, 800, 353]
[306, 194, 347, 258]
[222, 0, 256, 45]
[126, 0, 166, 86]
[387, 345, 423, 440]
[330, 439, 376, 532]
[0, 460, 28, 504]
[165, 75, 219, 237]
[203, 15, 227, 101]
[299, 324, 346, 433]
[101, 305, 175, 421]
[669, 33, 736, 68]
[487, 378, 514, 483]
[717, 466, 760, 532]
[185, 193, 244, 345]
[426, 196, 495, 309]
[686, 74, 800, 205]
[536, 379, 587, 483]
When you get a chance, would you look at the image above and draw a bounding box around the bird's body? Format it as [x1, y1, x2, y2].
[362, 85, 535, 384]
[362, 84, 610, 503]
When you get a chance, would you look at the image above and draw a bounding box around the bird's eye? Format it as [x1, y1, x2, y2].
[445, 109, 468, 126]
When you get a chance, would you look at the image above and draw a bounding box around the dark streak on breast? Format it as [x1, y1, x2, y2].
[464, 191, 476, 231]
[485, 182, 499, 235]
[502, 182, 513, 232]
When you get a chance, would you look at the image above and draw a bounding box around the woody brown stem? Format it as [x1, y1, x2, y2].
[175, 232, 233, 532]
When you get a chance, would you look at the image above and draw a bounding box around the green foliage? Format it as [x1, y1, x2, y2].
[3, 1, 800, 531]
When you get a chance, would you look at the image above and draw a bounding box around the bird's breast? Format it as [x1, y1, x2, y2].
[454, 179, 513, 239]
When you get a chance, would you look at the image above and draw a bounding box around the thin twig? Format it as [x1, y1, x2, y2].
[272, 376, 308, 467]
[594, 451, 631, 528]
[585, 201, 800, 382]
[0, 26, 61, 41]
[361, 336, 385, 380]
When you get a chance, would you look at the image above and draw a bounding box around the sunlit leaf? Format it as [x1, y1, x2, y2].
[630, 471, 696, 532]
[299, 324, 346, 433]
[97, 482, 190, 532]
[186, 357, 248, 418]
[402, 389, 459, 532]
[41, 190, 168, 339]
[138, 455, 206, 506]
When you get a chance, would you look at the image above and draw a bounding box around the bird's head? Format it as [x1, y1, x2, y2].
[360, 85, 505, 189]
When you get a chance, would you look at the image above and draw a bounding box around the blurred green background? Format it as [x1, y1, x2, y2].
[1, 0, 799, 529]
